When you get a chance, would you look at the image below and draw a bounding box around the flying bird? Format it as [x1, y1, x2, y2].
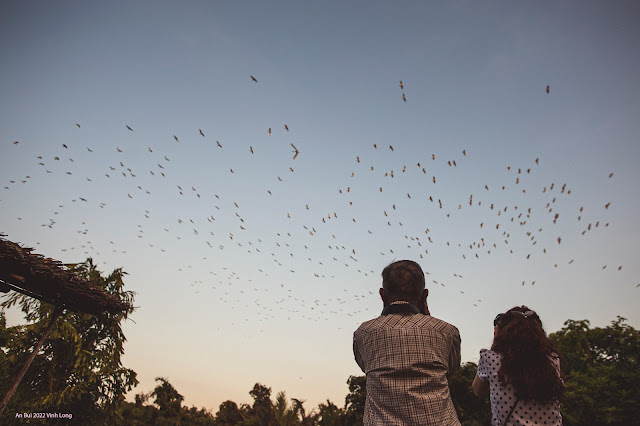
[399, 80, 403, 89]
[546, 85, 550, 94]
[402, 93, 407, 102]
[126, 125, 133, 131]
[199, 129, 205, 137]
[284, 124, 289, 132]
[250, 75, 258, 83]
[291, 143, 299, 160]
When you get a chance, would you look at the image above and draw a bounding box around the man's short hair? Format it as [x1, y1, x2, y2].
[381, 260, 425, 305]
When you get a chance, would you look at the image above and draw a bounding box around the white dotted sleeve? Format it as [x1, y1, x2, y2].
[477, 348, 489, 380]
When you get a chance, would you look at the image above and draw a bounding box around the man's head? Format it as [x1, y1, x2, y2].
[380, 260, 427, 307]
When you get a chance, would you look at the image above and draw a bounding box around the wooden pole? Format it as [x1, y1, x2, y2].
[0, 308, 62, 415]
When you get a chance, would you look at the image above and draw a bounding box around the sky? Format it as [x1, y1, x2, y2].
[1, 0, 639, 414]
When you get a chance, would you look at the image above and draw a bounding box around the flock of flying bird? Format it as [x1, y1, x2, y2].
[2, 77, 635, 332]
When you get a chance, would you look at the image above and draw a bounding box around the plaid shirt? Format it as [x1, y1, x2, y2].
[353, 308, 461, 425]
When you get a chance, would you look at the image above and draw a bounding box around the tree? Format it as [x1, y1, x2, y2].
[549, 317, 640, 425]
[152, 377, 184, 418]
[342, 375, 366, 425]
[316, 399, 345, 426]
[291, 398, 316, 426]
[0, 258, 137, 424]
[117, 377, 215, 425]
[448, 362, 491, 426]
[118, 394, 159, 425]
[248, 383, 275, 425]
[214, 400, 246, 425]
[272, 391, 297, 426]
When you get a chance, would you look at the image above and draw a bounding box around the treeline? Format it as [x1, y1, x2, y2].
[1, 260, 639, 425]
[116, 376, 365, 425]
[117, 316, 640, 426]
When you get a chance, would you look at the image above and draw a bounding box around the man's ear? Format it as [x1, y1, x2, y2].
[421, 289, 430, 315]
[379, 288, 386, 305]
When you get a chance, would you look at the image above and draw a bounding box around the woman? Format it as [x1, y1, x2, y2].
[472, 306, 564, 425]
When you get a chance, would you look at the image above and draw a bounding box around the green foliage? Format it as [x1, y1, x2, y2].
[0, 258, 137, 424]
[273, 391, 298, 426]
[4, 259, 636, 426]
[214, 400, 246, 425]
[448, 362, 492, 425]
[315, 400, 345, 426]
[152, 377, 185, 418]
[549, 316, 640, 426]
[248, 383, 274, 425]
[342, 375, 366, 426]
[291, 398, 315, 426]
[117, 377, 215, 425]
[213, 383, 318, 426]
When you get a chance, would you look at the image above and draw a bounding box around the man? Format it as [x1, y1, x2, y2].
[353, 260, 461, 425]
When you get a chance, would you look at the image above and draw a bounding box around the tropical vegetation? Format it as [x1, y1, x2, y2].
[1, 259, 638, 425]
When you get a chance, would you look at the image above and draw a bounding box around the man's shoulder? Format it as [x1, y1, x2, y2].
[355, 314, 459, 336]
[354, 316, 383, 334]
[424, 315, 460, 337]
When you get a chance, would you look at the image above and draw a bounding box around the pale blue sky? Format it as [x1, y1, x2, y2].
[1, 0, 639, 412]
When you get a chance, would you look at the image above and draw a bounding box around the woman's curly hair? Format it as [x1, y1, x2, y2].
[491, 306, 564, 402]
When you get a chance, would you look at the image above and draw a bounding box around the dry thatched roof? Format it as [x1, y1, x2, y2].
[0, 236, 131, 316]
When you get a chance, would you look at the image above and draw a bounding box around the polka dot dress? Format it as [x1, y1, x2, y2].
[477, 349, 562, 425]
